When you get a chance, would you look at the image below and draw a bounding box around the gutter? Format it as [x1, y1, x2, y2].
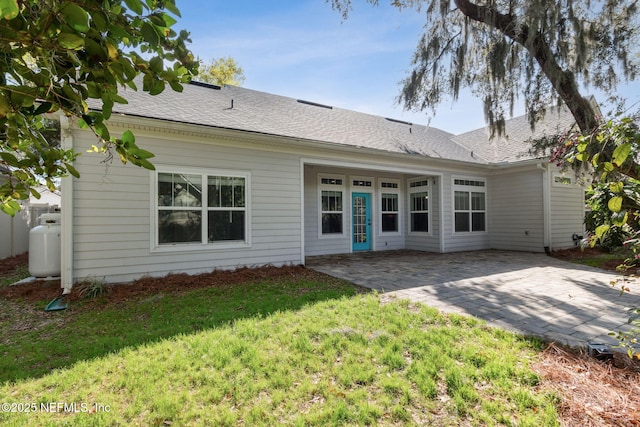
[59, 115, 74, 294]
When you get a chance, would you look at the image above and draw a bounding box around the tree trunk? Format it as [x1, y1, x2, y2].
[453, 0, 599, 133]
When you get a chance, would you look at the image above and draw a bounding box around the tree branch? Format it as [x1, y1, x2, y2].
[452, 0, 598, 133]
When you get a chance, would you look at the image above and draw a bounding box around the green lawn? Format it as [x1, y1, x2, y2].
[0, 272, 559, 426]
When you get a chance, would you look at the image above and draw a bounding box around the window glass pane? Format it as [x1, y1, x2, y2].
[454, 191, 469, 210]
[208, 211, 245, 241]
[159, 173, 202, 207]
[382, 213, 398, 232]
[472, 212, 486, 231]
[322, 191, 342, 211]
[411, 192, 428, 211]
[455, 212, 470, 232]
[234, 178, 245, 207]
[158, 210, 202, 243]
[382, 193, 398, 212]
[411, 212, 429, 232]
[208, 176, 244, 208]
[471, 192, 485, 211]
[322, 213, 342, 234]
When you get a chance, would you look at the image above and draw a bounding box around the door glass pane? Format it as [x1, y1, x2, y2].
[353, 196, 367, 243]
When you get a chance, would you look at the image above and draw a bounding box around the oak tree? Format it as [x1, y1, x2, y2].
[328, 0, 639, 134]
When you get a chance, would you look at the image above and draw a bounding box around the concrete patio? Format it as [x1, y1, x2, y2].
[307, 250, 640, 349]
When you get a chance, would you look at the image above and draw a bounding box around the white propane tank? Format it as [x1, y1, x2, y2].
[28, 213, 62, 278]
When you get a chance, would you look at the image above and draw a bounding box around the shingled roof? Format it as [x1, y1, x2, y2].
[104, 80, 575, 166]
[453, 105, 577, 164]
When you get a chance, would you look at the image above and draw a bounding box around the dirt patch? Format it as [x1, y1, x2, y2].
[0, 264, 361, 305]
[552, 247, 635, 274]
[0, 252, 28, 275]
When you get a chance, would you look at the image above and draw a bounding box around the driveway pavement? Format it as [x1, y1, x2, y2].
[306, 250, 640, 349]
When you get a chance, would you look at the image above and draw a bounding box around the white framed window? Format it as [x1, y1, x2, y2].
[154, 167, 250, 250]
[453, 177, 486, 233]
[319, 174, 345, 237]
[408, 178, 430, 233]
[380, 179, 400, 234]
[552, 173, 574, 187]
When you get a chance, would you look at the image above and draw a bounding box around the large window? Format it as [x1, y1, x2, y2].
[409, 179, 430, 233]
[319, 175, 344, 235]
[453, 178, 486, 233]
[380, 180, 400, 233]
[157, 170, 248, 246]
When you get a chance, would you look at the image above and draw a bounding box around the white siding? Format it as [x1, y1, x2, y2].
[71, 129, 303, 283]
[489, 169, 545, 252]
[550, 168, 585, 250]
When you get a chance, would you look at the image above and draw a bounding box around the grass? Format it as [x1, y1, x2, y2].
[0, 274, 560, 426]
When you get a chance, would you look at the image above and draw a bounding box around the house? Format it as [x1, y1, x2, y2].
[57, 81, 584, 289]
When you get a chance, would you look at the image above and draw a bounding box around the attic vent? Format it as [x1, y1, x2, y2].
[297, 99, 333, 109]
[189, 80, 222, 90]
[385, 117, 413, 126]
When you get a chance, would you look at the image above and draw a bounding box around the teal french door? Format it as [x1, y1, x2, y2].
[352, 192, 371, 251]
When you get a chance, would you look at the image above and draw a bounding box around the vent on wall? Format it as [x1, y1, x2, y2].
[297, 99, 333, 109]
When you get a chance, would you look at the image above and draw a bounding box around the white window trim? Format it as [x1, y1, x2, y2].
[150, 166, 251, 253]
[318, 173, 346, 239]
[452, 175, 487, 235]
[379, 178, 401, 236]
[408, 177, 432, 236]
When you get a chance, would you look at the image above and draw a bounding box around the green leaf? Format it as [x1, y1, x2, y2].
[1, 200, 19, 216]
[141, 22, 159, 46]
[609, 181, 624, 193]
[0, 152, 19, 167]
[61, 2, 90, 33]
[611, 211, 628, 227]
[575, 152, 588, 162]
[33, 102, 53, 115]
[64, 162, 80, 178]
[58, 32, 85, 50]
[613, 143, 632, 166]
[0, 0, 19, 20]
[577, 143, 587, 153]
[595, 224, 610, 240]
[608, 196, 623, 212]
[121, 129, 135, 144]
[149, 56, 163, 73]
[123, 0, 144, 15]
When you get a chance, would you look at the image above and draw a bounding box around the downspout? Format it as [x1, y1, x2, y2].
[537, 162, 551, 254]
[59, 115, 74, 294]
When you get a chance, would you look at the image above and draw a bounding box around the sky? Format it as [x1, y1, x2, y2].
[175, 0, 640, 135]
